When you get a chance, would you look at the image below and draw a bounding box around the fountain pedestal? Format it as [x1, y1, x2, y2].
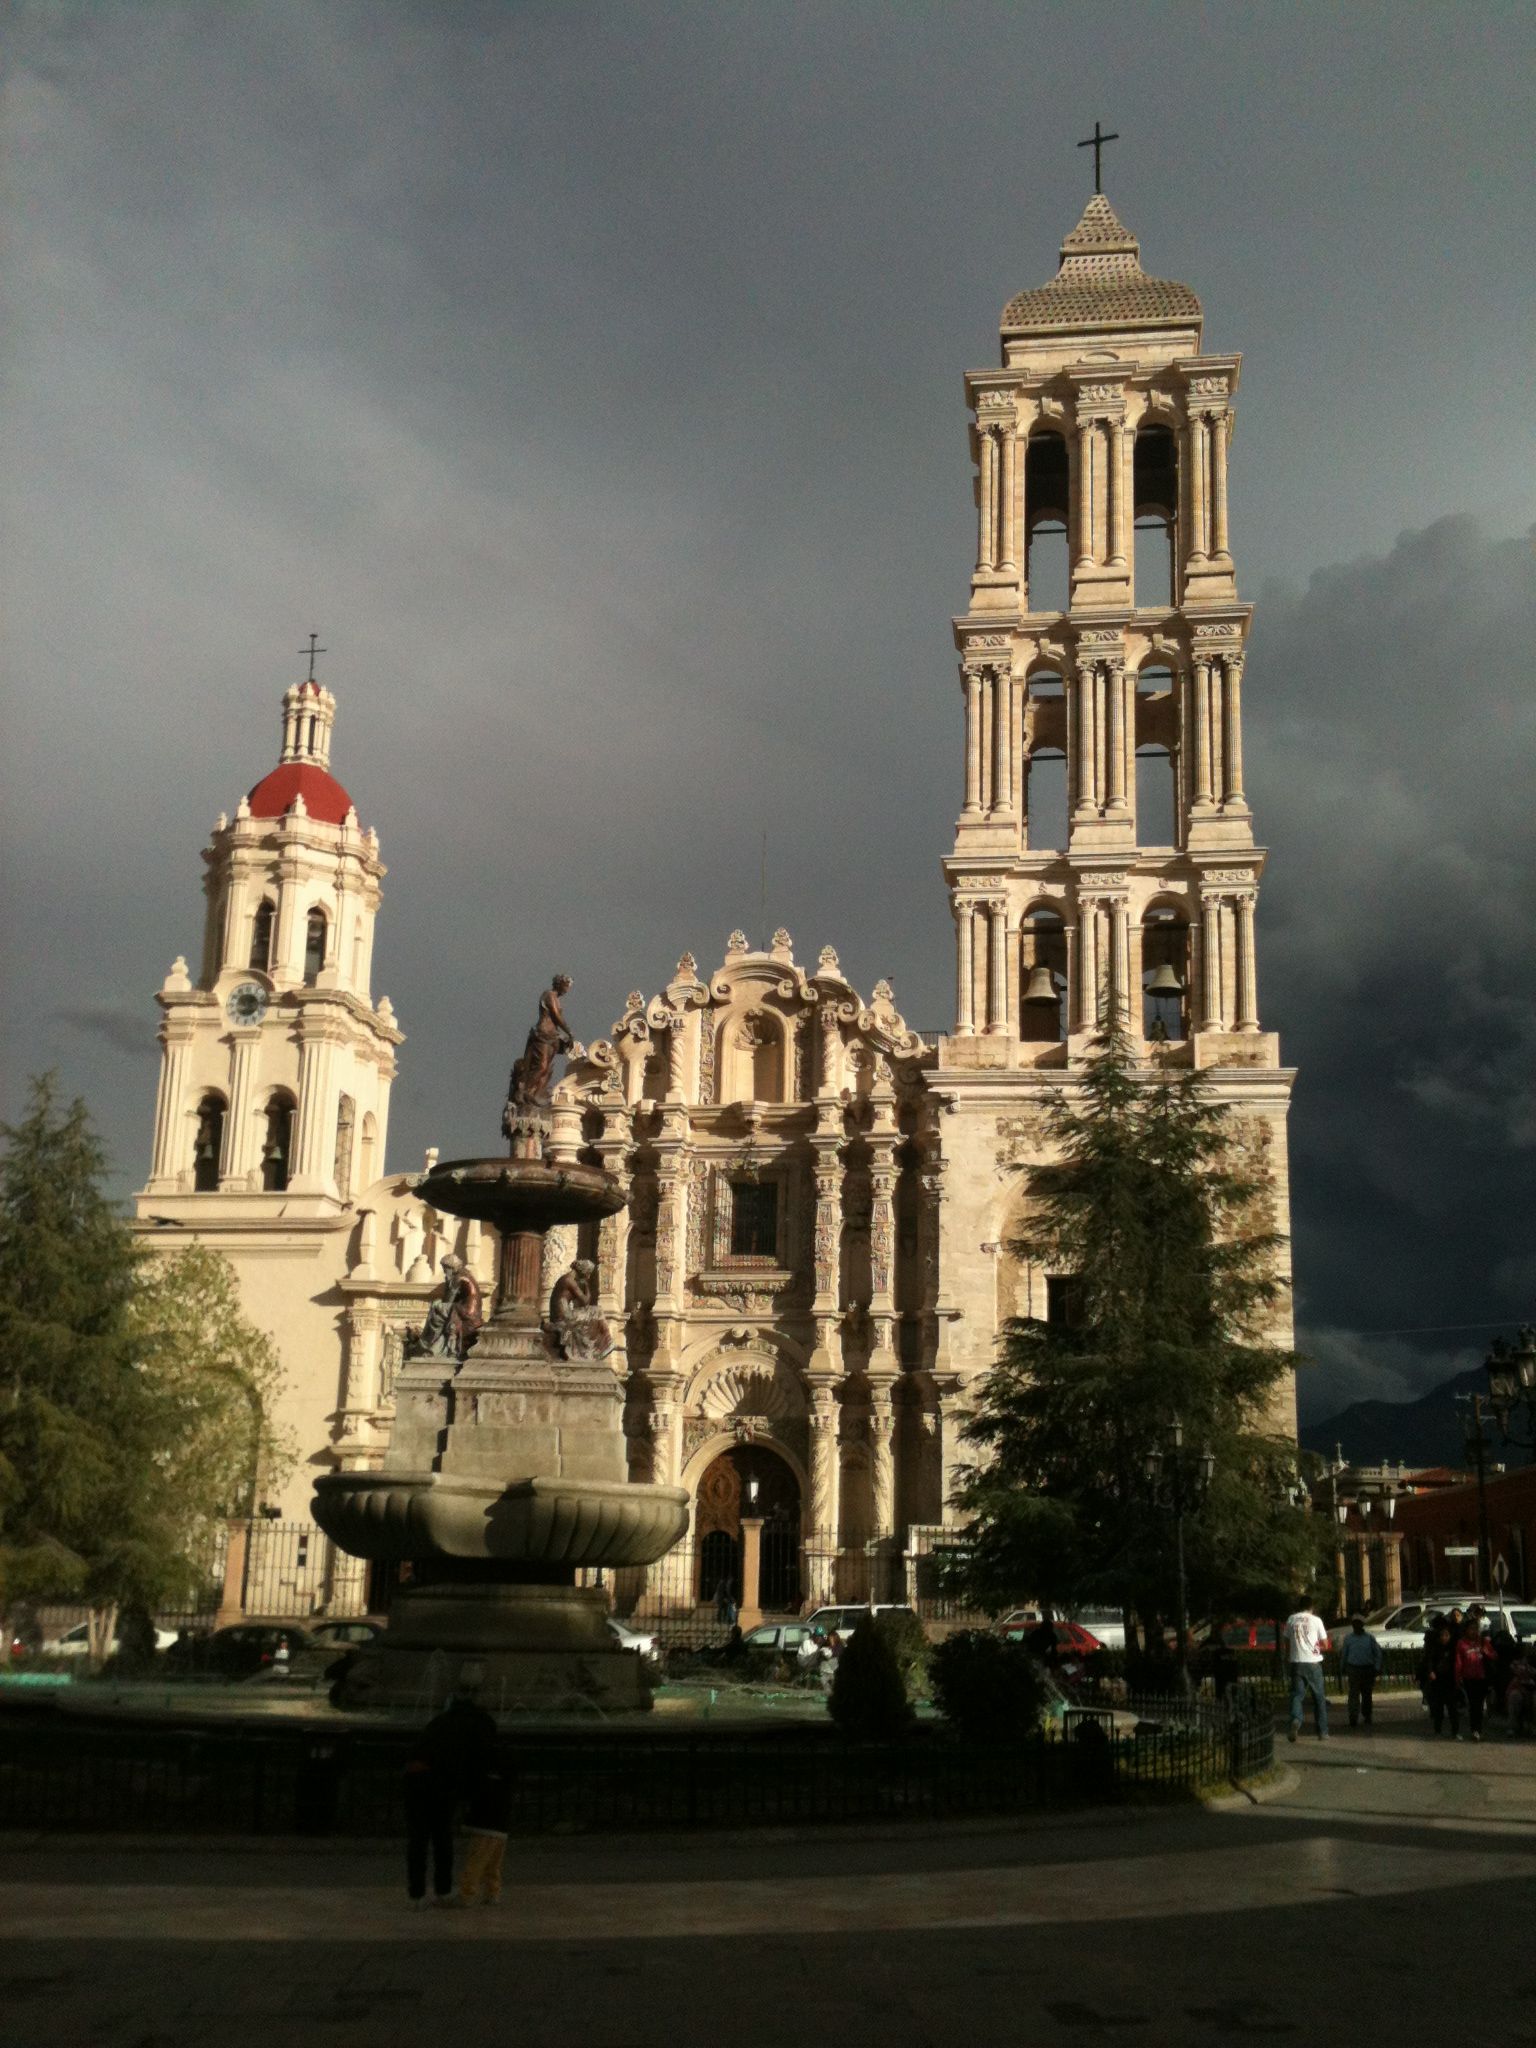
[314, 1126, 688, 1712]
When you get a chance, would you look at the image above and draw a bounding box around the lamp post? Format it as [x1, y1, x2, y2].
[1455, 1394, 1496, 1594]
[1144, 1418, 1215, 1692]
[1320, 1446, 1350, 1618]
[1484, 1325, 1536, 1457]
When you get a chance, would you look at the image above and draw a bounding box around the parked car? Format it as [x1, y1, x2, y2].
[1212, 1620, 1279, 1653]
[1328, 1600, 1536, 1651]
[307, 1619, 383, 1652]
[41, 1620, 180, 1659]
[606, 1618, 659, 1664]
[802, 1604, 919, 1642]
[1070, 1609, 1128, 1651]
[997, 1618, 1105, 1658]
[162, 1624, 315, 1678]
[741, 1621, 818, 1658]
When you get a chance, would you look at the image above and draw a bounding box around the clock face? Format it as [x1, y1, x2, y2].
[227, 981, 269, 1026]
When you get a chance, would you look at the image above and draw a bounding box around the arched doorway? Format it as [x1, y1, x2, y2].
[694, 1442, 802, 1619]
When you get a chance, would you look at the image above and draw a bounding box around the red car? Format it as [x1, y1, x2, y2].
[999, 1619, 1105, 1657]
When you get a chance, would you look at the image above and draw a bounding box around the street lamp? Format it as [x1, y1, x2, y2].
[1484, 1324, 1536, 1455]
[1455, 1394, 1496, 1593]
[1144, 1417, 1214, 1692]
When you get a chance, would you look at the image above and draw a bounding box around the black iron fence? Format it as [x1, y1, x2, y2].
[0, 1694, 1270, 1837]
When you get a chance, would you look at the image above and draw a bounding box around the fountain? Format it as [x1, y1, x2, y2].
[313, 977, 688, 1711]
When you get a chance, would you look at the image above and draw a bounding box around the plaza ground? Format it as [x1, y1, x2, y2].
[2, 1694, 1533, 2048]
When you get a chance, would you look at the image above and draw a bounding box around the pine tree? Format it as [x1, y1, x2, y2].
[949, 1032, 1323, 1653]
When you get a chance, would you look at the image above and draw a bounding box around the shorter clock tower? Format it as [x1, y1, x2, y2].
[138, 665, 401, 1213]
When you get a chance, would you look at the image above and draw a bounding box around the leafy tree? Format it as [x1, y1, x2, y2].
[828, 1615, 913, 1740]
[947, 1031, 1324, 1654]
[0, 1076, 290, 1657]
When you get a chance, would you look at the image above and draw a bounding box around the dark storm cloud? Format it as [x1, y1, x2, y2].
[3, 2, 1534, 1418]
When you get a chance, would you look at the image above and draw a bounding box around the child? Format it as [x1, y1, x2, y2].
[458, 1757, 512, 1907]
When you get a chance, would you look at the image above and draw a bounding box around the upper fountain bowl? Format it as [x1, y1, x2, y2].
[417, 1156, 626, 1232]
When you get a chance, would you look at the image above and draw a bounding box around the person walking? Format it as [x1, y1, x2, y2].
[1284, 1596, 1330, 1742]
[457, 1754, 512, 1907]
[403, 1688, 498, 1907]
[1425, 1622, 1462, 1739]
[1455, 1625, 1492, 1742]
[1340, 1614, 1383, 1729]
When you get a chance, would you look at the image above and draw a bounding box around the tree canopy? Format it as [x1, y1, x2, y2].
[0, 1075, 291, 1633]
[948, 1032, 1323, 1642]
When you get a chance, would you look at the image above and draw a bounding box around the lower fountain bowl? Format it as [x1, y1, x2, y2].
[312, 1470, 689, 1570]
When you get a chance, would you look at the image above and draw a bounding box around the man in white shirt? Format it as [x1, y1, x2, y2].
[1284, 1597, 1331, 1742]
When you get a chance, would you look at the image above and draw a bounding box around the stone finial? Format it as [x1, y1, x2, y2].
[162, 955, 192, 993]
[376, 996, 396, 1023]
[423, 1146, 439, 1174]
[676, 951, 698, 979]
[726, 929, 749, 955]
[873, 977, 895, 1006]
[771, 927, 793, 956]
[817, 945, 841, 976]
[235, 794, 252, 820]
[343, 805, 359, 831]
[214, 811, 228, 833]
[288, 790, 308, 818]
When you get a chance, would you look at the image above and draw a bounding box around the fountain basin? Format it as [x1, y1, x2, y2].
[416, 1155, 625, 1232]
[313, 1471, 688, 1569]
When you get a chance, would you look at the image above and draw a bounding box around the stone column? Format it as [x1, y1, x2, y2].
[806, 1388, 839, 1600]
[1188, 414, 1209, 562]
[1003, 908, 1020, 1035]
[961, 670, 983, 814]
[1108, 416, 1129, 566]
[994, 670, 1014, 817]
[738, 1517, 765, 1629]
[223, 1030, 260, 1186]
[292, 1029, 337, 1189]
[1109, 899, 1132, 1030]
[1223, 655, 1247, 806]
[1234, 892, 1260, 1032]
[808, 1117, 845, 1381]
[1382, 1531, 1404, 1606]
[986, 899, 1008, 1035]
[596, 1105, 633, 1334]
[1210, 411, 1231, 560]
[148, 1023, 193, 1184]
[1192, 659, 1214, 807]
[955, 901, 976, 1035]
[1072, 664, 1095, 814]
[976, 428, 996, 572]
[1106, 663, 1127, 810]
[998, 430, 1018, 572]
[934, 1378, 965, 1527]
[1199, 898, 1224, 1032]
[1092, 664, 1108, 812]
[1077, 898, 1100, 1030]
[1073, 421, 1094, 566]
[869, 1395, 896, 1550]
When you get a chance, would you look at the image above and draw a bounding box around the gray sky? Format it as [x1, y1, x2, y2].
[4, 2, 1534, 1425]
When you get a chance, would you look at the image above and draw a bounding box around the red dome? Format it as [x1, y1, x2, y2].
[246, 761, 355, 825]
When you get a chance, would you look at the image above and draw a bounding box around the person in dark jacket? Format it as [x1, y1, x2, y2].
[1424, 1623, 1462, 1739]
[403, 1691, 498, 1906]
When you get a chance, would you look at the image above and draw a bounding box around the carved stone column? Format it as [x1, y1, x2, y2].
[961, 670, 983, 814]
[1210, 410, 1231, 560]
[1071, 662, 1094, 815]
[148, 1020, 193, 1185]
[1077, 897, 1100, 1030]
[1192, 657, 1215, 808]
[806, 1387, 839, 1600]
[1223, 654, 1247, 806]
[986, 898, 1008, 1035]
[990, 668, 1012, 817]
[595, 1104, 633, 1321]
[808, 1107, 845, 1380]
[1109, 898, 1132, 1030]
[1108, 415, 1129, 566]
[1106, 662, 1127, 810]
[934, 1375, 965, 1528]
[869, 1392, 896, 1549]
[955, 901, 976, 1036]
[1199, 897, 1224, 1032]
[1073, 419, 1095, 567]
[1234, 891, 1260, 1032]
[998, 429, 1018, 572]
[224, 1029, 260, 1187]
[1188, 413, 1209, 563]
[976, 427, 996, 572]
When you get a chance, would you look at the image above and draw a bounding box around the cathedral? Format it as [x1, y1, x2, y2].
[134, 192, 1296, 1624]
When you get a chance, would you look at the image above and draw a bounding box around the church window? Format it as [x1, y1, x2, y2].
[1045, 1274, 1083, 1328]
[261, 1094, 294, 1192]
[1024, 432, 1070, 613]
[333, 1094, 356, 1197]
[727, 1180, 778, 1263]
[358, 1111, 378, 1187]
[1133, 427, 1177, 608]
[249, 899, 275, 972]
[192, 1093, 225, 1192]
[303, 908, 327, 986]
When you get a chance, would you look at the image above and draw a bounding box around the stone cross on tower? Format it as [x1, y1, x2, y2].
[1077, 121, 1119, 192]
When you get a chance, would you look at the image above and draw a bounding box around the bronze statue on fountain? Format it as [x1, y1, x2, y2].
[312, 977, 688, 1712]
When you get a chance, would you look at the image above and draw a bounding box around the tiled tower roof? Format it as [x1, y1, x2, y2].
[1001, 194, 1202, 336]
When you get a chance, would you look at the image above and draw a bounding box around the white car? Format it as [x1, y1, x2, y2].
[1327, 1601, 1536, 1653]
[42, 1620, 180, 1658]
[606, 1618, 660, 1664]
[802, 1604, 919, 1642]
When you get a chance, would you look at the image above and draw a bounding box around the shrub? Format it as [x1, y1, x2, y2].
[878, 1611, 931, 1695]
[929, 1630, 1045, 1742]
[828, 1616, 913, 1740]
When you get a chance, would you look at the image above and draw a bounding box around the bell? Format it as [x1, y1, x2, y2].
[1145, 961, 1185, 997]
[1023, 962, 1059, 1006]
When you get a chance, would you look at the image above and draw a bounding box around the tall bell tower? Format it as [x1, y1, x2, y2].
[137, 660, 402, 1215]
[942, 187, 1269, 1051]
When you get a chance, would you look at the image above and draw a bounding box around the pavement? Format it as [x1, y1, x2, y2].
[2, 1694, 1534, 2048]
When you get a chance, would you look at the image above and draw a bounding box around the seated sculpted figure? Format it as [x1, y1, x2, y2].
[545, 1257, 612, 1362]
[407, 1253, 483, 1363]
